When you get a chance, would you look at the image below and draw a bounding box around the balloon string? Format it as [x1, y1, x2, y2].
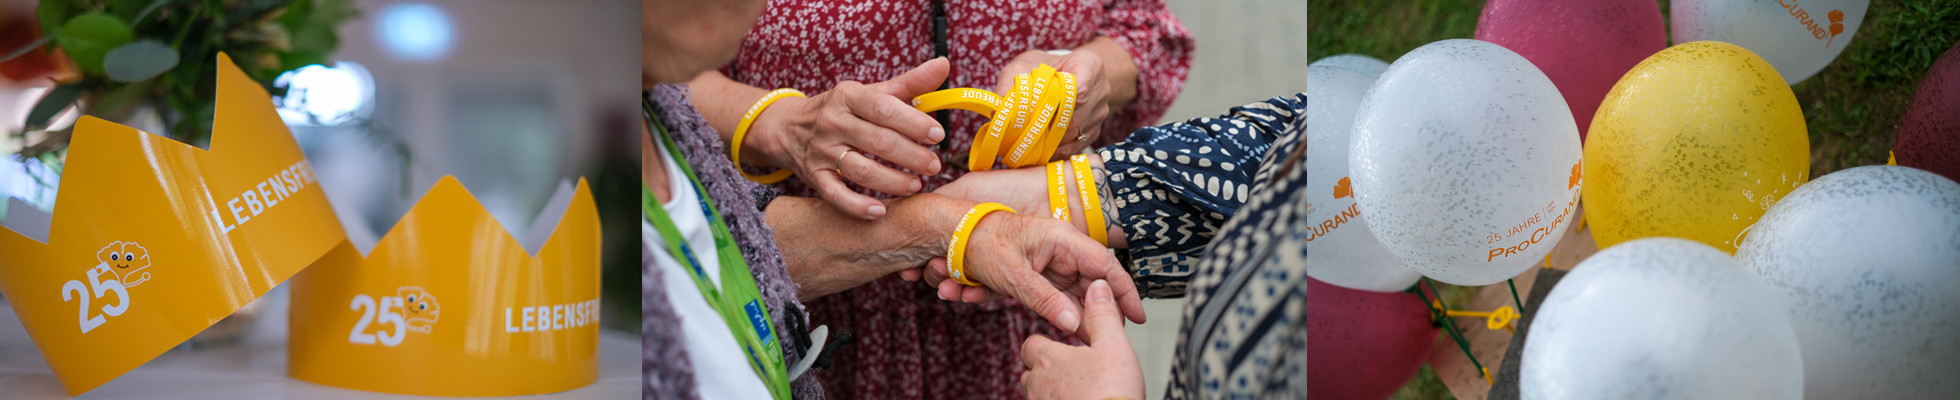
[1507, 279, 1525, 314]
[1412, 278, 1489, 385]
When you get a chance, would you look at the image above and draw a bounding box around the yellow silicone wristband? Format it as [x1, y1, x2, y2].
[1016, 67, 1070, 166]
[1071, 154, 1109, 247]
[1034, 72, 1078, 162]
[969, 75, 1028, 172]
[999, 74, 1038, 167]
[1047, 160, 1072, 222]
[1003, 66, 1057, 167]
[912, 88, 1005, 117]
[733, 88, 806, 184]
[969, 105, 1013, 171]
[947, 202, 1015, 286]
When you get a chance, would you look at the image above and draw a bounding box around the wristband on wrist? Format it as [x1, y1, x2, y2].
[1047, 160, 1072, 222]
[946, 202, 1016, 286]
[1071, 154, 1109, 247]
[733, 88, 806, 184]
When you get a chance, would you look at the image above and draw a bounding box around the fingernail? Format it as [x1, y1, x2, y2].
[1059, 310, 1081, 333]
[868, 205, 888, 218]
[929, 158, 942, 174]
[930, 127, 946, 143]
[1090, 280, 1111, 303]
[910, 179, 922, 192]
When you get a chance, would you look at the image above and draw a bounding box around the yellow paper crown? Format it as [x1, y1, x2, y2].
[287, 175, 601, 397]
[0, 53, 346, 395]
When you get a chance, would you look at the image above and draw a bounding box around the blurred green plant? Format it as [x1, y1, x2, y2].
[4, 0, 357, 159]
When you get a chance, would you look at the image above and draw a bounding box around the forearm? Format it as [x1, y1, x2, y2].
[1078, 36, 1139, 111]
[686, 71, 796, 167]
[767, 193, 972, 301]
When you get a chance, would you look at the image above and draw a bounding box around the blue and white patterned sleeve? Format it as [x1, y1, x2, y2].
[1096, 93, 1306, 298]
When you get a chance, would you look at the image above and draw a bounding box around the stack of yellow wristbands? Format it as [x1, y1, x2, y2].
[911, 64, 1077, 171]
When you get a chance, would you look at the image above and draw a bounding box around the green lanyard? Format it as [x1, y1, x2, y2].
[643, 101, 791, 400]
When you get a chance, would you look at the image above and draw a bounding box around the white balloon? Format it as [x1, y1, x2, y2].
[1672, 0, 1868, 84]
[1308, 54, 1390, 78]
[1522, 238, 1804, 400]
[1305, 66, 1421, 292]
[1735, 165, 1960, 399]
[1349, 39, 1584, 286]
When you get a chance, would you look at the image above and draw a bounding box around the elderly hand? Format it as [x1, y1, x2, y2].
[748, 58, 952, 220]
[931, 207, 1145, 332]
[1020, 280, 1146, 400]
[995, 48, 1114, 159]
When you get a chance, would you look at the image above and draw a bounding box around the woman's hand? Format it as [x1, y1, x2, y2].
[1020, 280, 1147, 400]
[942, 209, 1146, 332]
[995, 47, 1115, 159]
[746, 58, 953, 220]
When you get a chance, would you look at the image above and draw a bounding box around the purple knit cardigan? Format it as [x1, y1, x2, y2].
[642, 84, 824, 400]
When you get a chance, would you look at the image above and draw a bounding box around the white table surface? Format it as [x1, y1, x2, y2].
[0, 288, 639, 399]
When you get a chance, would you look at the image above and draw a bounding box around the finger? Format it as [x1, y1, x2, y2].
[1107, 269, 1148, 324]
[850, 91, 946, 151]
[926, 258, 953, 284]
[937, 279, 964, 301]
[959, 285, 993, 303]
[1020, 334, 1069, 368]
[809, 168, 886, 220]
[838, 147, 924, 196]
[864, 59, 951, 146]
[899, 268, 922, 282]
[874, 57, 952, 100]
[992, 255, 1084, 333]
[1078, 279, 1133, 347]
[834, 116, 940, 175]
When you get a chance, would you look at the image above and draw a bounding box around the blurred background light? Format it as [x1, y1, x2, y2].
[376, 3, 453, 61]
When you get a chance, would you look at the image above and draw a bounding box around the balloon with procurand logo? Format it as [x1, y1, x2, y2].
[1671, 0, 1868, 84]
[1306, 64, 1421, 292]
[1307, 53, 1390, 79]
[1348, 39, 1584, 286]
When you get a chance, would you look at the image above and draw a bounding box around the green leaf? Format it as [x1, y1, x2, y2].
[36, 0, 70, 37]
[55, 13, 136, 75]
[25, 84, 82, 129]
[104, 40, 180, 82]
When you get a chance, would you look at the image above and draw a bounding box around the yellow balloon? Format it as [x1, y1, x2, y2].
[1584, 41, 1810, 253]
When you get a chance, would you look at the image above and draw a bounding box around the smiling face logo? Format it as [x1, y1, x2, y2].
[95, 241, 153, 287]
[397, 286, 440, 333]
[1334, 177, 1354, 199]
[1569, 163, 1583, 190]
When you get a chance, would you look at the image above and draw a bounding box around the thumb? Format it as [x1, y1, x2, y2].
[875, 57, 952, 99]
[1079, 279, 1130, 347]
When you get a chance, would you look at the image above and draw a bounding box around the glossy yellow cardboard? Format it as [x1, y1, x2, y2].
[287, 176, 602, 396]
[0, 53, 346, 395]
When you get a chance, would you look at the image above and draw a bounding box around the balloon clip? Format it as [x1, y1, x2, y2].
[1433, 303, 1519, 334]
[1481, 367, 1493, 386]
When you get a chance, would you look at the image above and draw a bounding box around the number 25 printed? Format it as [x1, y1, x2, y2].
[349, 294, 408, 346]
[61, 266, 131, 334]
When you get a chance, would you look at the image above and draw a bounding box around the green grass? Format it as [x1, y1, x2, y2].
[1311, 1, 1960, 399]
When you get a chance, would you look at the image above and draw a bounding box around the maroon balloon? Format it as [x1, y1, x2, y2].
[1307, 277, 1437, 400]
[1475, 0, 1666, 142]
[1898, 41, 1960, 182]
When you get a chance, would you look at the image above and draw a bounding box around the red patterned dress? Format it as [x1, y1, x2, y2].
[722, 0, 1193, 398]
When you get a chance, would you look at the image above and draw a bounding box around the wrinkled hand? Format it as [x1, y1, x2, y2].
[1020, 280, 1146, 400]
[995, 49, 1113, 159]
[752, 58, 951, 220]
[923, 209, 1144, 332]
